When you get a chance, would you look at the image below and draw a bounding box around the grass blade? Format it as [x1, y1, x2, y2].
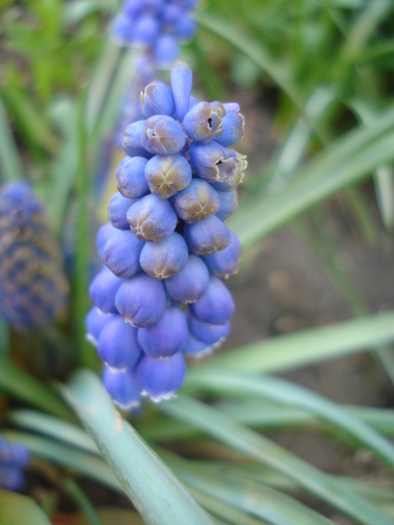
[61, 478, 104, 525]
[197, 310, 394, 373]
[0, 356, 75, 421]
[0, 96, 24, 182]
[61, 370, 215, 525]
[186, 371, 394, 472]
[159, 395, 394, 525]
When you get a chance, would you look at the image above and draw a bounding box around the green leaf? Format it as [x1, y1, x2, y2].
[186, 372, 394, 472]
[197, 310, 394, 373]
[0, 488, 51, 525]
[229, 108, 394, 249]
[0, 96, 24, 182]
[159, 394, 394, 525]
[61, 478, 104, 525]
[0, 356, 75, 422]
[160, 448, 335, 525]
[61, 370, 215, 525]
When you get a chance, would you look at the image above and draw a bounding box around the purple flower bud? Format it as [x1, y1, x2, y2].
[108, 192, 137, 230]
[145, 154, 191, 198]
[141, 0, 164, 14]
[0, 438, 30, 467]
[189, 276, 235, 324]
[183, 101, 225, 143]
[96, 223, 117, 258]
[182, 331, 210, 357]
[136, 352, 186, 401]
[85, 307, 113, 346]
[188, 141, 236, 183]
[143, 115, 185, 155]
[210, 157, 246, 191]
[140, 232, 188, 279]
[174, 15, 197, 40]
[116, 156, 149, 199]
[188, 313, 231, 344]
[122, 120, 151, 158]
[153, 35, 180, 67]
[138, 307, 188, 357]
[0, 465, 25, 491]
[112, 14, 134, 45]
[161, 4, 182, 29]
[98, 316, 142, 369]
[102, 366, 141, 410]
[215, 190, 238, 220]
[89, 266, 123, 314]
[171, 61, 193, 122]
[115, 273, 166, 327]
[139, 80, 176, 118]
[164, 254, 209, 303]
[102, 229, 144, 279]
[202, 231, 241, 278]
[172, 179, 220, 223]
[133, 15, 160, 46]
[215, 108, 245, 147]
[184, 215, 230, 255]
[127, 194, 177, 241]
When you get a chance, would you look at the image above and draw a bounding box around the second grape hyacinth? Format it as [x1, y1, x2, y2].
[87, 61, 246, 408]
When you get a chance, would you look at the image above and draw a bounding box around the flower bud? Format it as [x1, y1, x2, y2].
[211, 153, 247, 192]
[184, 215, 230, 255]
[145, 154, 191, 198]
[153, 35, 180, 66]
[127, 194, 177, 241]
[98, 316, 142, 369]
[115, 273, 166, 327]
[189, 276, 235, 324]
[143, 115, 185, 155]
[102, 366, 141, 410]
[164, 254, 209, 303]
[189, 141, 240, 183]
[183, 101, 225, 143]
[108, 192, 137, 230]
[138, 307, 188, 357]
[188, 314, 231, 345]
[85, 306, 113, 346]
[139, 80, 176, 118]
[116, 156, 149, 199]
[215, 190, 238, 220]
[96, 223, 117, 258]
[182, 331, 210, 357]
[102, 229, 144, 279]
[140, 232, 188, 279]
[174, 15, 197, 40]
[133, 15, 160, 46]
[202, 231, 241, 278]
[89, 266, 123, 314]
[136, 352, 186, 402]
[122, 120, 152, 158]
[215, 107, 245, 147]
[171, 60, 193, 122]
[172, 179, 220, 223]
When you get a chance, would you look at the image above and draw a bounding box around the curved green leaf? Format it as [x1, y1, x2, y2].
[159, 394, 394, 525]
[0, 488, 51, 525]
[198, 310, 394, 373]
[61, 370, 214, 525]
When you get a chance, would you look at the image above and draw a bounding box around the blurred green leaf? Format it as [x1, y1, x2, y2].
[62, 478, 104, 525]
[0, 488, 51, 525]
[0, 96, 24, 182]
[61, 370, 215, 525]
[160, 395, 394, 525]
[197, 310, 394, 373]
[0, 356, 75, 422]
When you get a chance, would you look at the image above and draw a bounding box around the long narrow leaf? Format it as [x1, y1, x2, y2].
[0, 96, 24, 182]
[0, 488, 51, 525]
[61, 370, 214, 525]
[159, 394, 394, 525]
[197, 310, 394, 373]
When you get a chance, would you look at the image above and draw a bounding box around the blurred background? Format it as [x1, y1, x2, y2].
[1, 0, 394, 523]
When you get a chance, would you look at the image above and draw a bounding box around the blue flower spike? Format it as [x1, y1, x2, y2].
[0, 437, 30, 492]
[87, 59, 247, 408]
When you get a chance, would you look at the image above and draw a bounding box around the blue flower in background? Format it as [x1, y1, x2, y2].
[87, 61, 246, 407]
[0, 437, 30, 491]
[0, 182, 69, 330]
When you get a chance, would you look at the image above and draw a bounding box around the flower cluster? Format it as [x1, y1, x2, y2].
[113, 0, 199, 66]
[0, 182, 69, 329]
[0, 437, 30, 491]
[87, 61, 245, 408]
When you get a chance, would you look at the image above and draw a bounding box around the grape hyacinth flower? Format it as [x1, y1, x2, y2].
[0, 437, 30, 491]
[0, 182, 69, 329]
[87, 61, 246, 408]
